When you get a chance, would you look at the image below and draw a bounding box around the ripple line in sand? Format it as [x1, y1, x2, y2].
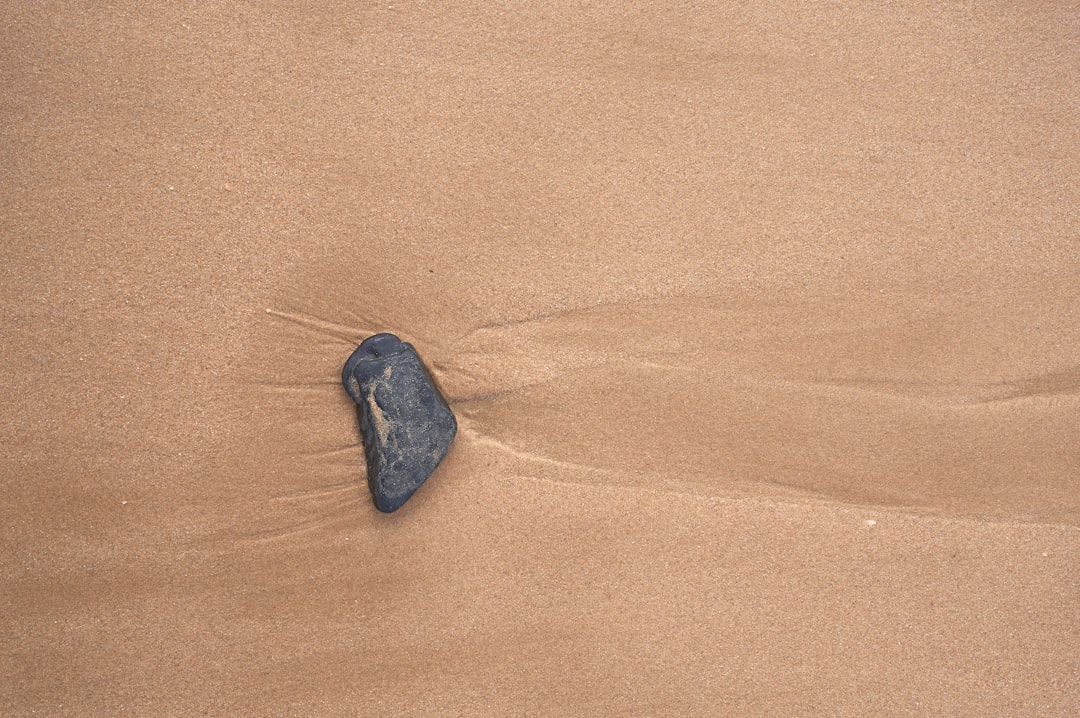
[264, 307, 369, 343]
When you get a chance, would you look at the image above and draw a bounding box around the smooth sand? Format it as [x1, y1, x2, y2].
[2, 2, 1078, 715]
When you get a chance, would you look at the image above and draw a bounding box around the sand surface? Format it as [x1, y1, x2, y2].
[2, 2, 1078, 715]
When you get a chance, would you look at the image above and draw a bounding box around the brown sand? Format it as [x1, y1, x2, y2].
[2, 2, 1078, 715]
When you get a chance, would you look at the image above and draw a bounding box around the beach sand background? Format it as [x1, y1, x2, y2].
[2, 2, 1078, 715]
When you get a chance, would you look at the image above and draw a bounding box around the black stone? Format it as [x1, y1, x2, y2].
[342, 333, 457, 512]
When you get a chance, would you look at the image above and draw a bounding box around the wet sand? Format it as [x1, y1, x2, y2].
[2, 2, 1078, 715]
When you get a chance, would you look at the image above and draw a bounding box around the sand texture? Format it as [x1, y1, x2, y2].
[2, 2, 1078, 715]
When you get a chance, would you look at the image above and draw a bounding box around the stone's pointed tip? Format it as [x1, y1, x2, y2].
[374, 493, 409, 513]
[342, 333, 456, 513]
